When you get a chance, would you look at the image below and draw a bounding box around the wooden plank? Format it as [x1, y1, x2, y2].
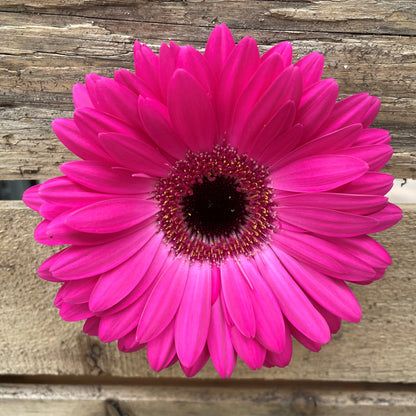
[1, 0, 415, 36]
[1, 201, 415, 382]
[1, 382, 416, 416]
[1, 10, 415, 179]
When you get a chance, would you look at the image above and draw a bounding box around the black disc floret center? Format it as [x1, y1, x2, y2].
[180, 176, 248, 240]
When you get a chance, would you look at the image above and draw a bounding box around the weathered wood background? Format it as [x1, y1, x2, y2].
[1, 1, 415, 414]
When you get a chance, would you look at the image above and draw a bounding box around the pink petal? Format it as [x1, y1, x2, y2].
[220, 258, 256, 338]
[137, 259, 189, 343]
[271, 155, 368, 192]
[49, 222, 157, 279]
[263, 322, 293, 368]
[57, 277, 99, 304]
[257, 246, 331, 344]
[273, 124, 363, 170]
[230, 66, 302, 148]
[83, 317, 100, 336]
[38, 249, 71, 282]
[216, 37, 260, 139]
[177, 46, 214, 94]
[336, 172, 394, 195]
[22, 184, 42, 212]
[66, 198, 157, 234]
[340, 144, 393, 172]
[242, 100, 296, 156]
[52, 118, 112, 162]
[294, 52, 325, 90]
[181, 346, 210, 378]
[118, 329, 146, 352]
[114, 69, 142, 96]
[94, 78, 139, 126]
[238, 256, 286, 353]
[73, 83, 93, 108]
[276, 249, 362, 322]
[276, 206, 380, 237]
[89, 232, 163, 312]
[276, 192, 388, 215]
[159, 41, 181, 102]
[271, 229, 376, 280]
[59, 302, 94, 322]
[60, 160, 156, 195]
[289, 322, 322, 352]
[261, 42, 292, 67]
[312, 300, 342, 334]
[175, 263, 211, 368]
[99, 132, 170, 177]
[39, 203, 68, 221]
[295, 79, 339, 139]
[147, 321, 177, 372]
[207, 298, 237, 378]
[138, 96, 187, 160]
[211, 263, 221, 304]
[168, 69, 216, 152]
[354, 128, 390, 146]
[366, 203, 402, 232]
[98, 293, 148, 343]
[229, 51, 284, 147]
[204, 23, 235, 77]
[230, 326, 266, 370]
[254, 124, 303, 166]
[134, 41, 162, 100]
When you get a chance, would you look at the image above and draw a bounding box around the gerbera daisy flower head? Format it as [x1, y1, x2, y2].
[23, 24, 402, 378]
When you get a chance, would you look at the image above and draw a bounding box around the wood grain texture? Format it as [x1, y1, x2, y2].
[1, 201, 415, 382]
[1, 1, 415, 179]
[1, 382, 416, 416]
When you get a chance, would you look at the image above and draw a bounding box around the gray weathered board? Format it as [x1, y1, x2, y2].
[1, 0, 415, 414]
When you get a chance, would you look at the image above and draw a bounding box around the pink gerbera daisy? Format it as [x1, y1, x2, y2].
[23, 24, 402, 377]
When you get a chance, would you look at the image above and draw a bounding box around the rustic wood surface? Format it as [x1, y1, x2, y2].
[1, 1, 416, 179]
[1, 382, 416, 416]
[1, 0, 415, 414]
[1, 202, 414, 383]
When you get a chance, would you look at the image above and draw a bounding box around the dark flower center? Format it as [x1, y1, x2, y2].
[155, 145, 275, 263]
[180, 175, 248, 241]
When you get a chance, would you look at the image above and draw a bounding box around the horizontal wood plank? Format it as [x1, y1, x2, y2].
[1, 201, 415, 382]
[1, 6, 415, 179]
[1, 382, 416, 416]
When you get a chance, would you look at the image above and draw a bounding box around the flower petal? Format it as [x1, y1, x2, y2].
[337, 172, 394, 195]
[147, 321, 177, 372]
[271, 155, 368, 192]
[263, 322, 293, 368]
[168, 69, 217, 152]
[207, 299, 236, 378]
[137, 259, 189, 343]
[175, 263, 212, 367]
[261, 42, 292, 67]
[294, 52, 325, 90]
[230, 326, 266, 370]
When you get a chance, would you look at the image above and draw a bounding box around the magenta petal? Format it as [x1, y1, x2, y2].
[294, 52, 325, 90]
[22, 184, 42, 212]
[137, 259, 189, 343]
[89, 233, 163, 312]
[211, 264, 221, 305]
[181, 346, 210, 378]
[147, 322, 177, 372]
[271, 230, 376, 280]
[263, 322, 293, 368]
[340, 144, 393, 172]
[277, 249, 362, 322]
[221, 258, 256, 338]
[289, 323, 322, 352]
[230, 327, 266, 370]
[100, 132, 170, 177]
[138, 96, 187, 160]
[175, 263, 211, 367]
[366, 203, 402, 232]
[58, 277, 99, 305]
[83, 317, 100, 336]
[276, 192, 388, 215]
[59, 302, 94, 322]
[239, 256, 286, 353]
[261, 42, 292, 67]
[118, 329, 146, 353]
[168, 69, 216, 152]
[204, 23, 235, 76]
[60, 160, 156, 195]
[337, 172, 394, 195]
[216, 37, 260, 138]
[277, 206, 379, 237]
[207, 299, 237, 378]
[98, 294, 148, 343]
[50, 222, 157, 279]
[355, 128, 390, 146]
[52, 118, 112, 162]
[159, 41, 180, 102]
[66, 198, 157, 234]
[257, 246, 331, 344]
[271, 155, 368, 192]
[94, 78, 139, 125]
[73, 83, 93, 108]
